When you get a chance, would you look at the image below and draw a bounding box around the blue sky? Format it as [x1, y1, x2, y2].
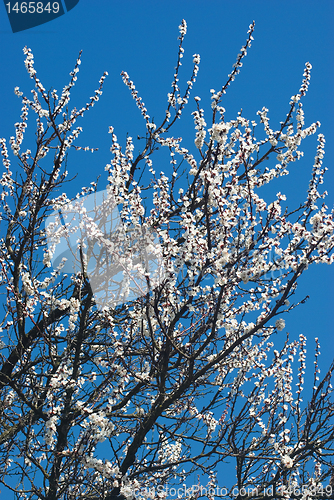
[0, 0, 333, 494]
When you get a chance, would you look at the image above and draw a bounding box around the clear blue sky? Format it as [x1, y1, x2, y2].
[0, 0, 333, 493]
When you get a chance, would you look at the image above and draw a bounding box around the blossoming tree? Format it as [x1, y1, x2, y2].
[0, 20, 333, 500]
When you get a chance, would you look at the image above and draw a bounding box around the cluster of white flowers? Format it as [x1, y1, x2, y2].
[49, 362, 73, 390]
[68, 297, 80, 330]
[281, 454, 294, 469]
[178, 19, 187, 36]
[82, 455, 120, 479]
[196, 411, 219, 437]
[192, 108, 207, 149]
[84, 410, 115, 443]
[210, 121, 232, 146]
[45, 414, 59, 447]
[21, 271, 34, 295]
[0, 139, 13, 198]
[299, 62, 312, 97]
[158, 436, 183, 465]
[23, 46, 36, 78]
[275, 318, 286, 331]
[121, 71, 150, 124]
